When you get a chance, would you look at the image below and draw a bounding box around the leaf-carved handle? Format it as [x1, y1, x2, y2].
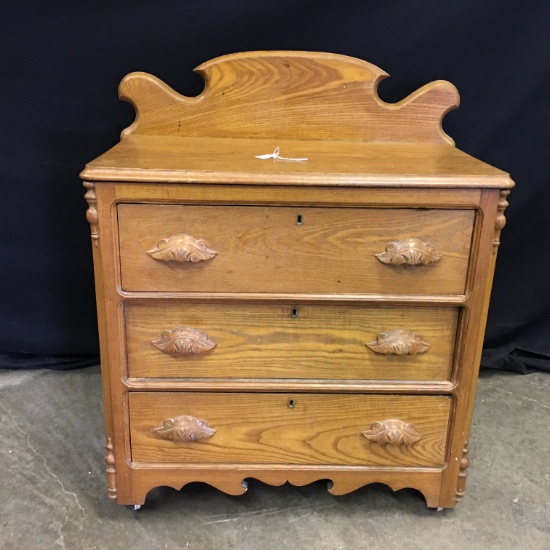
[147, 233, 217, 263]
[152, 327, 217, 355]
[366, 329, 430, 355]
[361, 419, 422, 446]
[375, 238, 441, 265]
[154, 416, 216, 442]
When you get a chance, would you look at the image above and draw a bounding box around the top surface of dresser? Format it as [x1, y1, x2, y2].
[81, 135, 512, 188]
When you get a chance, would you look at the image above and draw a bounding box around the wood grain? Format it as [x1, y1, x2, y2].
[89, 183, 133, 502]
[439, 189, 509, 507]
[118, 204, 475, 295]
[117, 51, 458, 144]
[129, 393, 450, 467]
[81, 136, 513, 188]
[126, 302, 458, 381]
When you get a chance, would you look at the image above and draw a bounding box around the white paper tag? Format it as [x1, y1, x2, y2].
[255, 147, 308, 162]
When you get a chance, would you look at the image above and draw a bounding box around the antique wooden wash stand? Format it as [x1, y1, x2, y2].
[81, 51, 513, 509]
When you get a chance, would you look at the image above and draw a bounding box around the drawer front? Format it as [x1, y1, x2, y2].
[129, 392, 450, 467]
[118, 205, 475, 294]
[126, 302, 458, 381]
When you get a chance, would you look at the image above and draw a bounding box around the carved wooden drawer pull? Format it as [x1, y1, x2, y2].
[154, 416, 216, 442]
[366, 329, 430, 355]
[147, 233, 217, 263]
[152, 327, 217, 355]
[375, 237, 441, 265]
[362, 419, 422, 446]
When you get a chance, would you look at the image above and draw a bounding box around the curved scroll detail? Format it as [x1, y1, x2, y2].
[362, 419, 422, 446]
[152, 327, 216, 355]
[154, 416, 216, 442]
[131, 469, 442, 507]
[375, 238, 441, 266]
[119, 51, 459, 143]
[147, 234, 217, 263]
[366, 330, 430, 355]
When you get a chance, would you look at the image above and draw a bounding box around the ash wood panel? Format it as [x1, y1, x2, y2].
[118, 51, 458, 144]
[126, 302, 458, 381]
[130, 393, 450, 467]
[118, 205, 475, 294]
[81, 136, 513, 187]
[439, 189, 507, 507]
[91, 183, 134, 503]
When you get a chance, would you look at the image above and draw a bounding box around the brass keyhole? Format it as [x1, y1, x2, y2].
[288, 399, 296, 409]
[296, 214, 303, 225]
[291, 308, 298, 318]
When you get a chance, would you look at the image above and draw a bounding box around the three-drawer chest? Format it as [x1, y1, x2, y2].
[81, 51, 513, 509]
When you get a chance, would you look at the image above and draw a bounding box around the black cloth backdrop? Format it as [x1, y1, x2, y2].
[1, 1, 549, 372]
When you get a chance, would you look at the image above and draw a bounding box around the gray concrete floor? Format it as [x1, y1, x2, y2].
[0, 366, 548, 550]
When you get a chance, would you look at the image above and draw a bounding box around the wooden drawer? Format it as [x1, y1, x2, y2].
[129, 392, 450, 467]
[118, 204, 475, 294]
[126, 302, 458, 381]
